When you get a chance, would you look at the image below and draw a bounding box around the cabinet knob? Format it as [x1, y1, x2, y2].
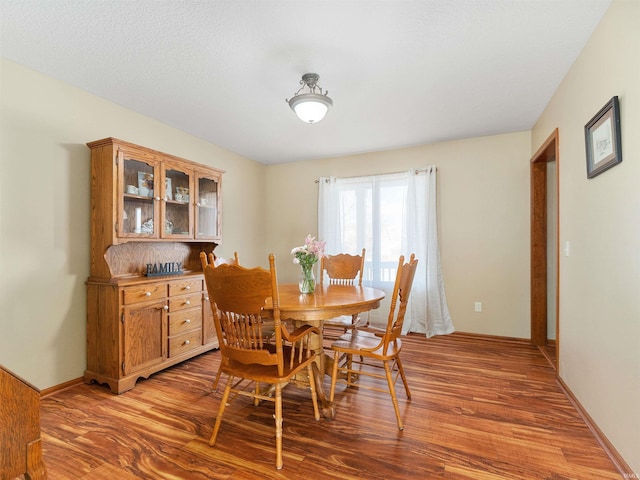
[185, 300, 191, 306]
[145, 291, 152, 297]
[163, 305, 169, 311]
[196, 202, 201, 207]
[155, 196, 161, 201]
[185, 319, 191, 324]
[184, 340, 190, 345]
[185, 285, 191, 290]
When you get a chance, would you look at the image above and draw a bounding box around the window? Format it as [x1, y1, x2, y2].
[333, 177, 406, 285]
[318, 168, 454, 337]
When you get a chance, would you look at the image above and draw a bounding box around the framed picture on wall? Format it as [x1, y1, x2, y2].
[585, 96, 622, 178]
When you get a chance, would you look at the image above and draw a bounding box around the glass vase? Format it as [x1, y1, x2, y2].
[298, 264, 316, 294]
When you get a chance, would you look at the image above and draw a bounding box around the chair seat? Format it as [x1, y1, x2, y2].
[222, 344, 317, 383]
[352, 325, 384, 336]
[324, 315, 354, 328]
[324, 315, 369, 329]
[332, 331, 402, 360]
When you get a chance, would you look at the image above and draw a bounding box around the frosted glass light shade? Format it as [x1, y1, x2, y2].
[289, 93, 333, 123]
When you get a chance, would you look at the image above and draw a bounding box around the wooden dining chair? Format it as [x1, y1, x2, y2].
[329, 254, 418, 431]
[200, 251, 240, 391]
[320, 248, 367, 338]
[201, 251, 281, 391]
[203, 254, 321, 470]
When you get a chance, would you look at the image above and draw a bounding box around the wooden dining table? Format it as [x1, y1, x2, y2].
[265, 283, 385, 419]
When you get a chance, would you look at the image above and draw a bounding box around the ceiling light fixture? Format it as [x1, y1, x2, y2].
[286, 73, 333, 124]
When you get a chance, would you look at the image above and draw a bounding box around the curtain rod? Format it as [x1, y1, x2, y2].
[314, 167, 435, 183]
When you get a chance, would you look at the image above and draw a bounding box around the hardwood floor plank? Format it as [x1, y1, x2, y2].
[38, 334, 622, 478]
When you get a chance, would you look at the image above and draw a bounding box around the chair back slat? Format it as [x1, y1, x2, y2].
[320, 249, 366, 286]
[220, 312, 268, 349]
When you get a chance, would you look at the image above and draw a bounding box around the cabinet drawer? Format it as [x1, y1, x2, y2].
[169, 293, 200, 312]
[123, 283, 167, 305]
[169, 309, 202, 336]
[168, 278, 202, 297]
[169, 330, 202, 357]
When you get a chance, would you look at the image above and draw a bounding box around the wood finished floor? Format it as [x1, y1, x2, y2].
[39, 334, 621, 479]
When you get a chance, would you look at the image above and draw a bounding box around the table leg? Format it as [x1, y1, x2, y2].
[312, 362, 335, 419]
[292, 320, 335, 420]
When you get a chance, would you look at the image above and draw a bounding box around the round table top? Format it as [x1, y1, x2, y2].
[268, 283, 385, 323]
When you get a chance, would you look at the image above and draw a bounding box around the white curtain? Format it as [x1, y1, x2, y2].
[318, 168, 454, 337]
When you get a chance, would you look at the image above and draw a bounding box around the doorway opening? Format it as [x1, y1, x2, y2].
[530, 129, 559, 370]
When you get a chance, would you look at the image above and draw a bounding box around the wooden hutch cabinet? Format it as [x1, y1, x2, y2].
[84, 138, 223, 394]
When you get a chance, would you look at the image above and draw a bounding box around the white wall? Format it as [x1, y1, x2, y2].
[532, 0, 639, 474]
[0, 59, 266, 389]
[265, 131, 533, 338]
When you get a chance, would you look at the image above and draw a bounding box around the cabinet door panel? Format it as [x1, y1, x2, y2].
[120, 156, 159, 238]
[162, 163, 193, 238]
[123, 301, 166, 375]
[195, 170, 221, 240]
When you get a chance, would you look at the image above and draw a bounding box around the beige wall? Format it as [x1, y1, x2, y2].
[0, 59, 267, 389]
[266, 131, 533, 338]
[532, 0, 639, 474]
[0, 56, 533, 391]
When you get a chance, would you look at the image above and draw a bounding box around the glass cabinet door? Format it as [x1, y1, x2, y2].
[120, 157, 158, 238]
[117, 152, 220, 241]
[195, 171, 221, 240]
[162, 164, 193, 238]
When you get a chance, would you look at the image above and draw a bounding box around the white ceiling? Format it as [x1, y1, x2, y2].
[1, 0, 611, 165]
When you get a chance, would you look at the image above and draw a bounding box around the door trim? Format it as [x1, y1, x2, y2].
[530, 129, 560, 366]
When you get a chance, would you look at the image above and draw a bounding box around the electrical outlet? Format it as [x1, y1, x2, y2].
[474, 302, 482, 312]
